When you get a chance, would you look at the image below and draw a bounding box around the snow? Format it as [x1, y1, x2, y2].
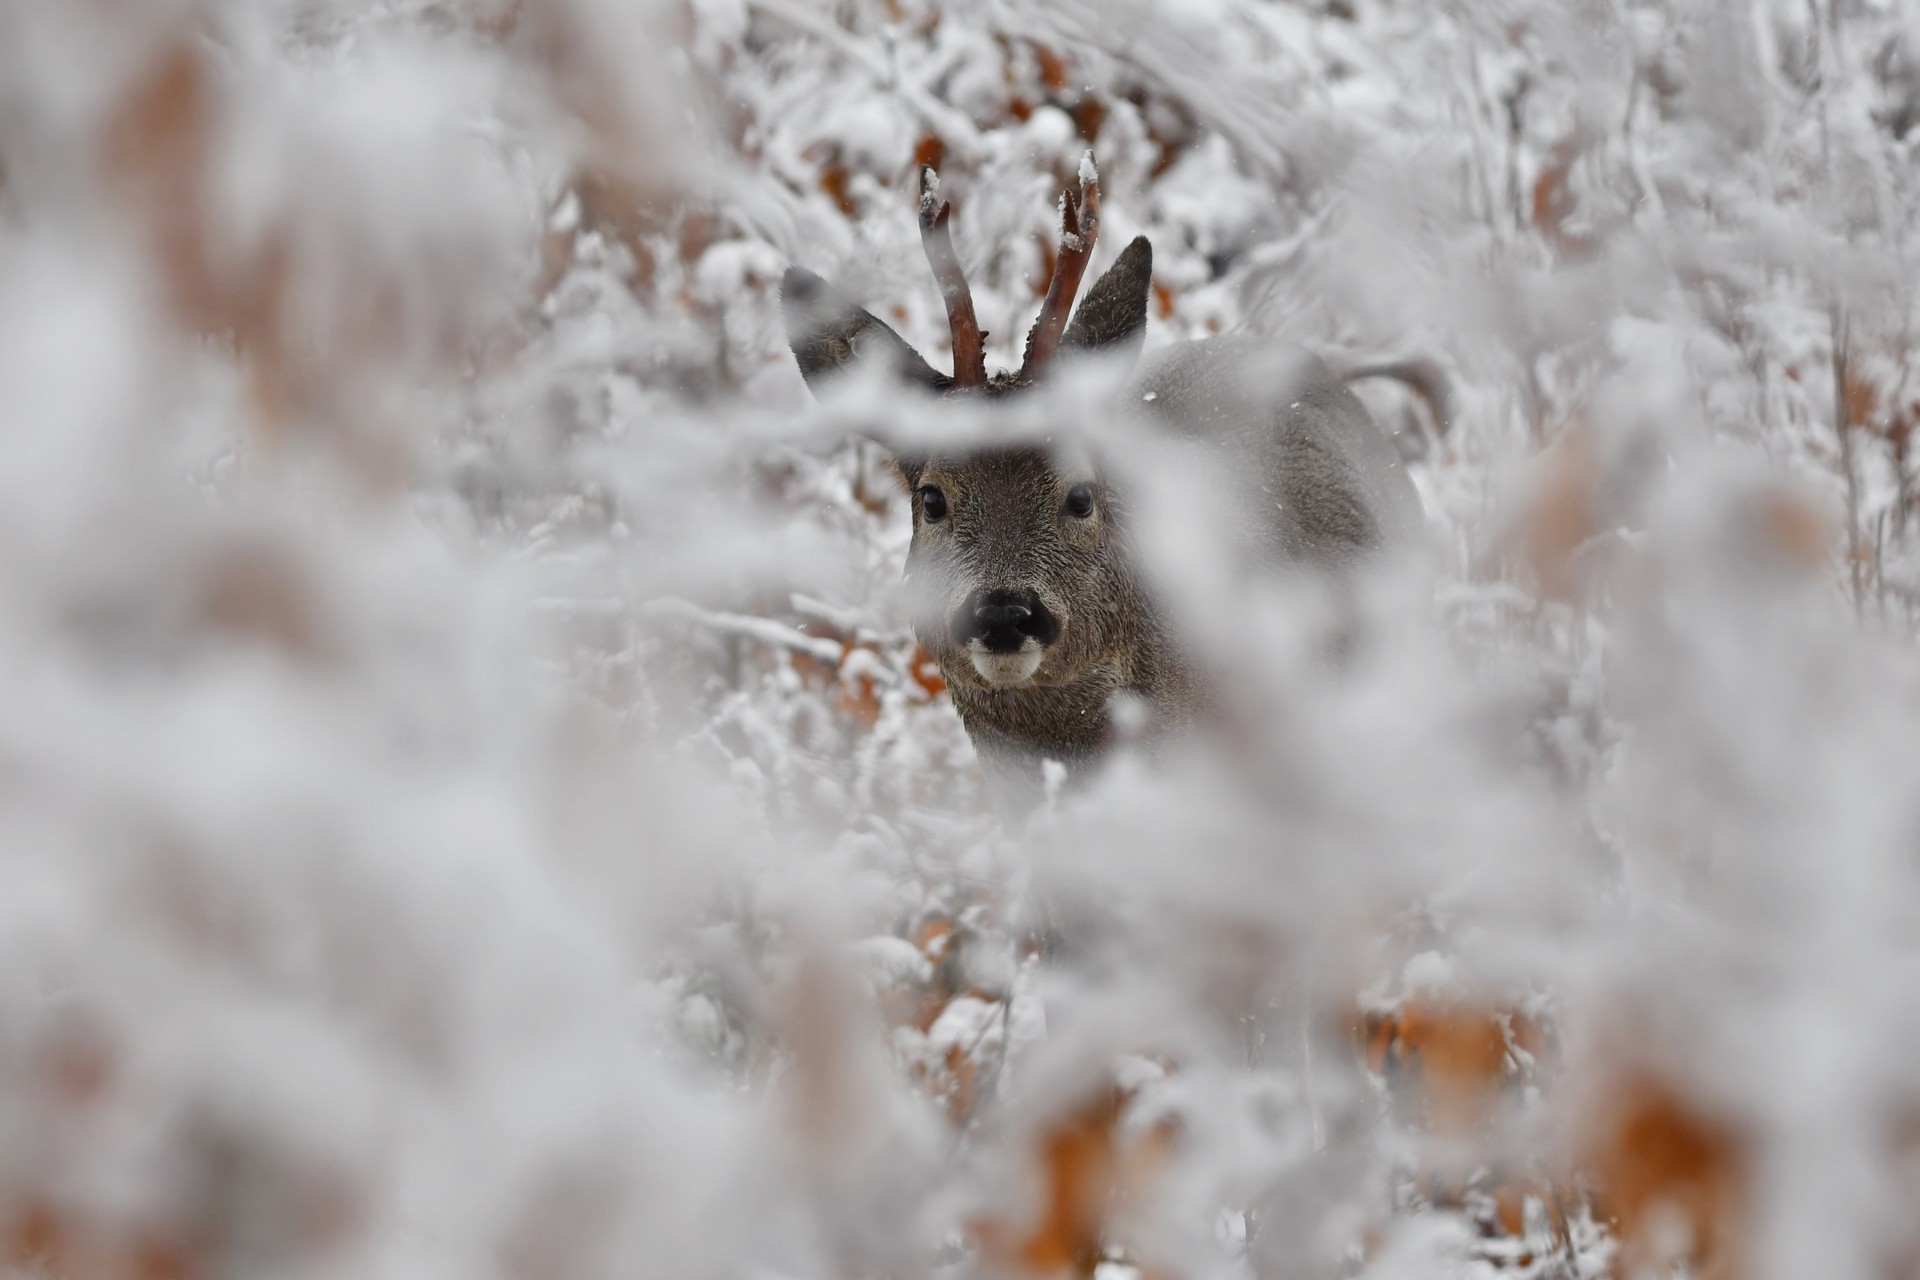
[918, 165, 941, 220]
[3, 1, 1920, 1278]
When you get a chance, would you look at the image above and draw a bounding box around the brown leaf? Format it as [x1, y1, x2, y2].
[1531, 138, 1591, 256]
[818, 160, 859, 218]
[4, 1199, 66, 1271]
[1381, 1000, 1515, 1137]
[105, 42, 218, 326]
[837, 660, 882, 730]
[1752, 488, 1834, 573]
[1521, 425, 1598, 602]
[909, 645, 947, 698]
[941, 1043, 980, 1119]
[1582, 1072, 1746, 1280]
[105, 43, 303, 438]
[1843, 371, 1878, 429]
[131, 1233, 203, 1280]
[198, 542, 329, 662]
[1068, 97, 1109, 145]
[1031, 43, 1070, 93]
[913, 134, 947, 175]
[982, 1091, 1122, 1278]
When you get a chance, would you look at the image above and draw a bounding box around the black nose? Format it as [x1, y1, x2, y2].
[952, 589, 1060, 654]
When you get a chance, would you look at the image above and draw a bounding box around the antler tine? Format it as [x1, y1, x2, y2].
[919, 167, 988, 389]
[1018, 152, 1102, 383]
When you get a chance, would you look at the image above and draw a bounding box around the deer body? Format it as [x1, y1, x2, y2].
[783, 163, 1423, 811]
[1131, 337, 1426, 564]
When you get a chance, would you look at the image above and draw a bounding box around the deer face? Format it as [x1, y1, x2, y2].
[897, 446, 1125, 689]
[782, 161, 1154, 692]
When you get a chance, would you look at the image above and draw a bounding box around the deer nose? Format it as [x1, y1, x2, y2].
[974, 602, 1031, 628]
[953, 589, 1059, 654]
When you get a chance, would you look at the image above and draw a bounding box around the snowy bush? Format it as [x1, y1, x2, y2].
[2, 1, 1920, 1278]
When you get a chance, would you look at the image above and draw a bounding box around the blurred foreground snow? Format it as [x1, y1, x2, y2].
[3, 2, 1920, 1279]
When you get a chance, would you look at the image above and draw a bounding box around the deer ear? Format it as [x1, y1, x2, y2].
[782, 267, 952, 397]
[1059, 236, 1152, 366]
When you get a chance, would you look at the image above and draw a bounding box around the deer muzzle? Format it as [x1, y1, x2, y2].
[952, 588, 1060, 686]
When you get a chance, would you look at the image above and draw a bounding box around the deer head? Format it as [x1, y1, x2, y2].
[781, 158, 1155, 693]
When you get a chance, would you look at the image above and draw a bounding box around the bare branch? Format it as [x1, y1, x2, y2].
[918, 167, 988, 389]
[1019, 153, 1102, 382]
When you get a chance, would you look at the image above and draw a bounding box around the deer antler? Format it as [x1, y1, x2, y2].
[1018, 153, 1102, 383]
[919, 167, 988, 389]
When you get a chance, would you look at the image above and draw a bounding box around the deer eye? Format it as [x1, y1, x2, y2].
[917, 486, 949, 522]
[1064, 483, 1096, 519]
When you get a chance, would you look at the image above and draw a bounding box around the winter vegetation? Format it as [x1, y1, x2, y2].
[4, 1, 1920, 1277]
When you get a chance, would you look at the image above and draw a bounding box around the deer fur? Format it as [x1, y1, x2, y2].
[781, 160, 1425, 811]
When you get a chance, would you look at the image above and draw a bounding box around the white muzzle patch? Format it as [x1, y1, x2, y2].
[968, 640, 1044, 686]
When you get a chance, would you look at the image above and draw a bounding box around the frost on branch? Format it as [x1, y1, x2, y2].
[3, 2, 1920, 1279]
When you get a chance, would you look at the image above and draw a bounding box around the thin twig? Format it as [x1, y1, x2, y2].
[644, 597, 846, 664]
[1831, 305, 1866, 614]
[958, 994, 1015, 1129]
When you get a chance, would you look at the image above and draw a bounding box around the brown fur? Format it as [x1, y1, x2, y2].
[893, 446, 1193, 805]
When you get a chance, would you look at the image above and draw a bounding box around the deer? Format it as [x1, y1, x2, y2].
[781, 158, 1429, 812]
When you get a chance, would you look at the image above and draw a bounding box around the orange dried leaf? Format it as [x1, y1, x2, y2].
[5, 1200, 65, 1269]
[1754, 490, 1833, 572]
[976, 1085, 1180, 1278]
[1522, 426, 1597, 602]
[818, 162, 858, 217]
[1843, 371, 1878, 429]
[1015, 1092, 1120, 1277]
[132, 1233, 202, 1280]
[910, 645, 948, 698]
[913, 991, 951, 1035]
[834, 642, 885, 729]
[913, 134, 947, 175]
[1508, 1011, 1547, 1063]
[105, 42, 218, 324]
[1032, 43, 1070, 92]
[915, 916, 956, 956]
[942, 1043, 980, 1119]
[1583, 1072, 1745, 1280]
[1391, 1001, 1512, 1136]
[1068, 97, 1108, 145]
[1531, 139, 1587, 255]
